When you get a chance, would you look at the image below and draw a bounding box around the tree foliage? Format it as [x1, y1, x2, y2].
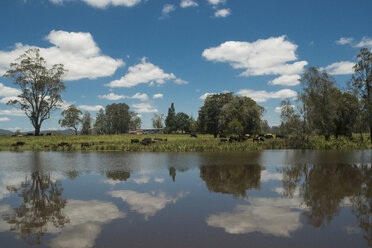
[3, 48, 66, 135]
[58, 105, 82, 135]
[151, 113, 164, 129]
[165, 103, 177, 133]
[80, 111, 92, 135]
[351, 48, 372, 142]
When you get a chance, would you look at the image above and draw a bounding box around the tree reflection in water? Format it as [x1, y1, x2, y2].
[2, 154, 68, 245]
[200, 164, 261, 199]
[106, 170, 131, 182]
[281, 163, 372, 246]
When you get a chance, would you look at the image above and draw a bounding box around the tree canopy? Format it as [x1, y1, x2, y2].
[3, 48, 66, 135]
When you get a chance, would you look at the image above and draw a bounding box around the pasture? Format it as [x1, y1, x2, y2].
[0, 133, 371, 152]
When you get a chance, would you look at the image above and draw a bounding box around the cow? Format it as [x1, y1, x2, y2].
[46, 133, 52, 136]
[265, 133, 274, 139]
[219, 134, 227, 138]
[58, 142, 70, 147]
[220, 138, 228, 142]
[81, 142, 91, 148]
[11, 141, 25, 147]
[253, 136, 264, 142]
[131, 139, 139, 144]
[190, 133, 198, 138]
[141, 138, 152, 145]
[276, 134, 285, 139]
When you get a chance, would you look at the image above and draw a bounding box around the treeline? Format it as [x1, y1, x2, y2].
[59, 103, 141, 135]
[279, 48, 371, 143]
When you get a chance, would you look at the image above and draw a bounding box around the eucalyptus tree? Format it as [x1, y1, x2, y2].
[58, 105, 82, 135]
[351, 48, 372, 142]
[3, 48, 66, 135]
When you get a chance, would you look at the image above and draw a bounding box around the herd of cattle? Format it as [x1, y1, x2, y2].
[9, 133, 285, 148]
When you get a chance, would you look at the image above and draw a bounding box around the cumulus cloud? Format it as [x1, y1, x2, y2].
[208, 0, 225, 5]
[108, 190, 188, 220]
[49, 0, 141, 8]
[78, 105, 104, 111]
[131, 103, 158, 113]
[98, 92, 149, 101]
[260, 170, 283, 182]
[153, 93, 163, 99]
[268, 74, 300, 86]
[200, 92, 216, 100]
[0, 83, 22, 97]
[161, 4, 176, 18]
[133, 176, 150, 184]
[0, 108, 24, 116]
[336, 37, 354, 45]
[0, 117, 10, 122]
[214, 8, 231, 18]
[180, 0, 198, 8]
[202, 36, 308, 86]
[206, 197, 303, 237]
[324, 61, 355, 75]
[0, 30, 124, 81]
[355, 37, 372, 49]
[237, 89, 297, 103]
[107, 58, 185, 88]
[174, 78, 189, 85]
[154, 177, 164, 183]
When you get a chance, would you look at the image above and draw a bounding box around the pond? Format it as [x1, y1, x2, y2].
[0, 150, 371, 248]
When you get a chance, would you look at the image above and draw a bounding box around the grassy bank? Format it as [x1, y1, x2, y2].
[0, 133, 371, 152]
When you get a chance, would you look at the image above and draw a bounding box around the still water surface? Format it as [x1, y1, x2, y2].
[0, 150, 371, 247]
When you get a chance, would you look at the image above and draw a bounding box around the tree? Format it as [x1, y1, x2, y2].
[93, 108, 106, 135]
[175, 112, 191, 133]
[279, 99, 301, 136]
[351, 48, 372, 142]
[198, 93, 234, 137]
[129, 113, 141, 130]
[80, 111, 92, 135]
[334, 91, 360, 138]
[151, 113, 164, 129]
[58, 105, 82, 135]
[165, 103, 177, 133]
[3, 48, 66, 135]
[299, 67, 339, 140]
[218, 96, 263, 136]
[105, 103, 131, 134]
[260, 120, 271, 134]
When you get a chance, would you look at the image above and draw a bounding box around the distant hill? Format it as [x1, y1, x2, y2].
[0, 129, 13, 136]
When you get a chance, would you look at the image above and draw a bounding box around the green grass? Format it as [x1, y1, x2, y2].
[0, 133, 370, 152]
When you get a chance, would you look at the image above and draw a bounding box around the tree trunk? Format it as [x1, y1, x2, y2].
[34, 125, 41, 136]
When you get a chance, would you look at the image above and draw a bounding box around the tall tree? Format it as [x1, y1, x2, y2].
[299, 67, 339, 140]
[280, 99, 301, 136]
[175, 112, 191, 133]
[165, 103, 177, 133]
[80, 111, 92, 135]
[198, 93, 234, 137]
[129, 113, 141, 130]
[3, 48, 66, 135]
[151, 113, 164, 129]
[105, 103, 131, 134]
[351, 48, 372, 142]
[58, 105, 82, 135]
[93, 108, 106, 135]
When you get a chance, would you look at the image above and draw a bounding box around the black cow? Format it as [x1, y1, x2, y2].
[276, 134, 285, 139]
[190, 133, 198, 138]
[131, 139, 139, 144]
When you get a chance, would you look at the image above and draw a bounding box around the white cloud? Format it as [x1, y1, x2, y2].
[154, 177, 164, 183]
[49, 0, 141, 8]
[336, 37, 354, 45]
[133, 176, 150, 184]
[161, 4, 176, 18]
[0, 30, 124, 81]
[214, 8, 231, 18]
[107, 58, 185, 88]
[174, 78, 189, 85]
[324, 61, 355, 75]
[206, 197, 303, 237]
[260, 170, 283, 182]
[208, 0, 225, 5]
[98, 92, 149, 101]
[108, 190, 188, 220]
[153, 93, 163, 99]
[200, 92, 216, 100]
[268, 74, 300, 86]
[275, 105, 295, 113]
[180, 0, 198, 8]
[78, 105, 104, 111]
[0, 96, 21, 104]
[355, 37, 372, 49]
[0, 83, 21, 97]
[237, 89, 297, 103]
[0, 108, 24, 116]
[202, 36, 308, 84]
[131, 103, 158, 113]
[0, 117, 10, 122]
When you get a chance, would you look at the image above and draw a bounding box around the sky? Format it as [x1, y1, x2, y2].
[0, 0, 371, 131]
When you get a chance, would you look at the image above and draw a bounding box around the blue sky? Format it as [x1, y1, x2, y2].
[0, 0, 371, 131]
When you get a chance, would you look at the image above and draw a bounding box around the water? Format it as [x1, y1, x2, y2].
[0, 150, 371, 248]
